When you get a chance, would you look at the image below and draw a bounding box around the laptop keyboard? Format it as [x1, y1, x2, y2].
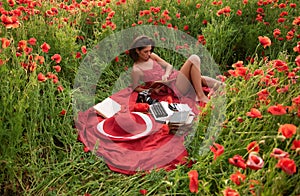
[151, 102, 168, 118]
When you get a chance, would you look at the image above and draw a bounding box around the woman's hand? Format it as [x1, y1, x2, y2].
[161, 74, 169, 81]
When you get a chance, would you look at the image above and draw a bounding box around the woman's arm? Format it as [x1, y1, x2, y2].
[150, 53, 173, 81]
[131, 66, 148, 92]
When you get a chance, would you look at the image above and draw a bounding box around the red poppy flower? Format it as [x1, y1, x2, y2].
[115, 56, 119, 62]
[246, 152, 264, 170]
[281, 11, 289, 17]
[246, 108, 262, 119]
[0, 59, 6, 66]
[278, 124, 297, 139]
[256, 14, 263, 22]
[1, 38, 11, 48]
[223, 6, 231, 13]
[81, 46, 87, 54]
[183, 25, 189, 31]
[247, 141, 260, 153]
[0, 14, 20, 28]
[210, 142, 224, 160]
[256, 7, 264, 14]
[40, 42, 50, 53]
[257, 89, 269, 100]
[18, 40, 27, 51]
[292, 95, 300, 105]
[52, 75, 59, 84]
[28, 38, 36, 45]
[216, 9, 224, 16]
[273, 28, 281, 38]
[295, 56, 300, 68]
[46, 72, 55, 79]
[197, 35, 206, 45]
[231, 61, 243, 68]
[51, 54, 62, 63]
[60, 109, 67, 116]
[188, 170, 199, 193]
[290, 3, 296, 8]
[76, 52, 82, 59]
[277, 17, 286, 23]
[83, 145, 89, 152]
[235, 67, 248, 77]
[237, 117, 244, 123]
[139, 189, 147, 195]
[148, 17, 153, 23]
[230, 170, 246, 186]
[223, 187, 240, 196]
[35, 55, 45, 64]
[270, 148, 289, 159]
[236, 10, 242, 16]
[258, 36, 271, 48]
[57, 85, 64, 92]
[28, 61, 36, 72]
[276, 85, 289, 93]
[287, 71, 297, 81]
[252, 69, 263, 77]
[216, 75, 226, 82]
[291, 139, 300, 151]
[229, 155, 247, 170]
[272, 59, 288, 72]
[279, 3, 286, 8]
[286, 30, 294, 40]
[276, 158, 297, 175]
[53, 65, 61, 73]
[37, 73, 47, 82]
[267, 104, 286, 115]
[292, 16, 300, 26]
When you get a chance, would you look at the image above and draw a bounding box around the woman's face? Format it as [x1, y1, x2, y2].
[136, 45, 152, 61]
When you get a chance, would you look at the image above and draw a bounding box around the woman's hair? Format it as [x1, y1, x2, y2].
[129, 35, 155, 62]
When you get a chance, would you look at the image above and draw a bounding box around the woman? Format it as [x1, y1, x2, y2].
[129, 35, 222, 103]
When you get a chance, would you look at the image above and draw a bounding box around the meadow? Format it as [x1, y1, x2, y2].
[0, 0, 300, 195]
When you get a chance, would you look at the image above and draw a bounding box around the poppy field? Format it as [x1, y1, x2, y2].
[1, 0, 300, 195]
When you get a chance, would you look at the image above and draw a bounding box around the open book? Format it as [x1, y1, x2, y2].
[93, 97, 121, 118]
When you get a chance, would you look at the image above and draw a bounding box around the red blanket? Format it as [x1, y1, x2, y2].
[75, 87, 200, 175]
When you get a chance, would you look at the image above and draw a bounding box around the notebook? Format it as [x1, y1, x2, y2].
[93, 97, 121, 118]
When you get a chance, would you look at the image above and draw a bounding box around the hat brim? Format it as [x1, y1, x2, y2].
[97, 112, 153, 141]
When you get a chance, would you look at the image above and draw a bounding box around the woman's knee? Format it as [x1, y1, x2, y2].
[188, 54, 201, 66]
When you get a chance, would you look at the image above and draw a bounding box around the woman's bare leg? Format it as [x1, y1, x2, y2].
[175, 55, 210, 103]
[202, 76, 223, 90]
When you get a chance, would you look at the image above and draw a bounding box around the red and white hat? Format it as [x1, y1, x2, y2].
[97, 111, 154, 141]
